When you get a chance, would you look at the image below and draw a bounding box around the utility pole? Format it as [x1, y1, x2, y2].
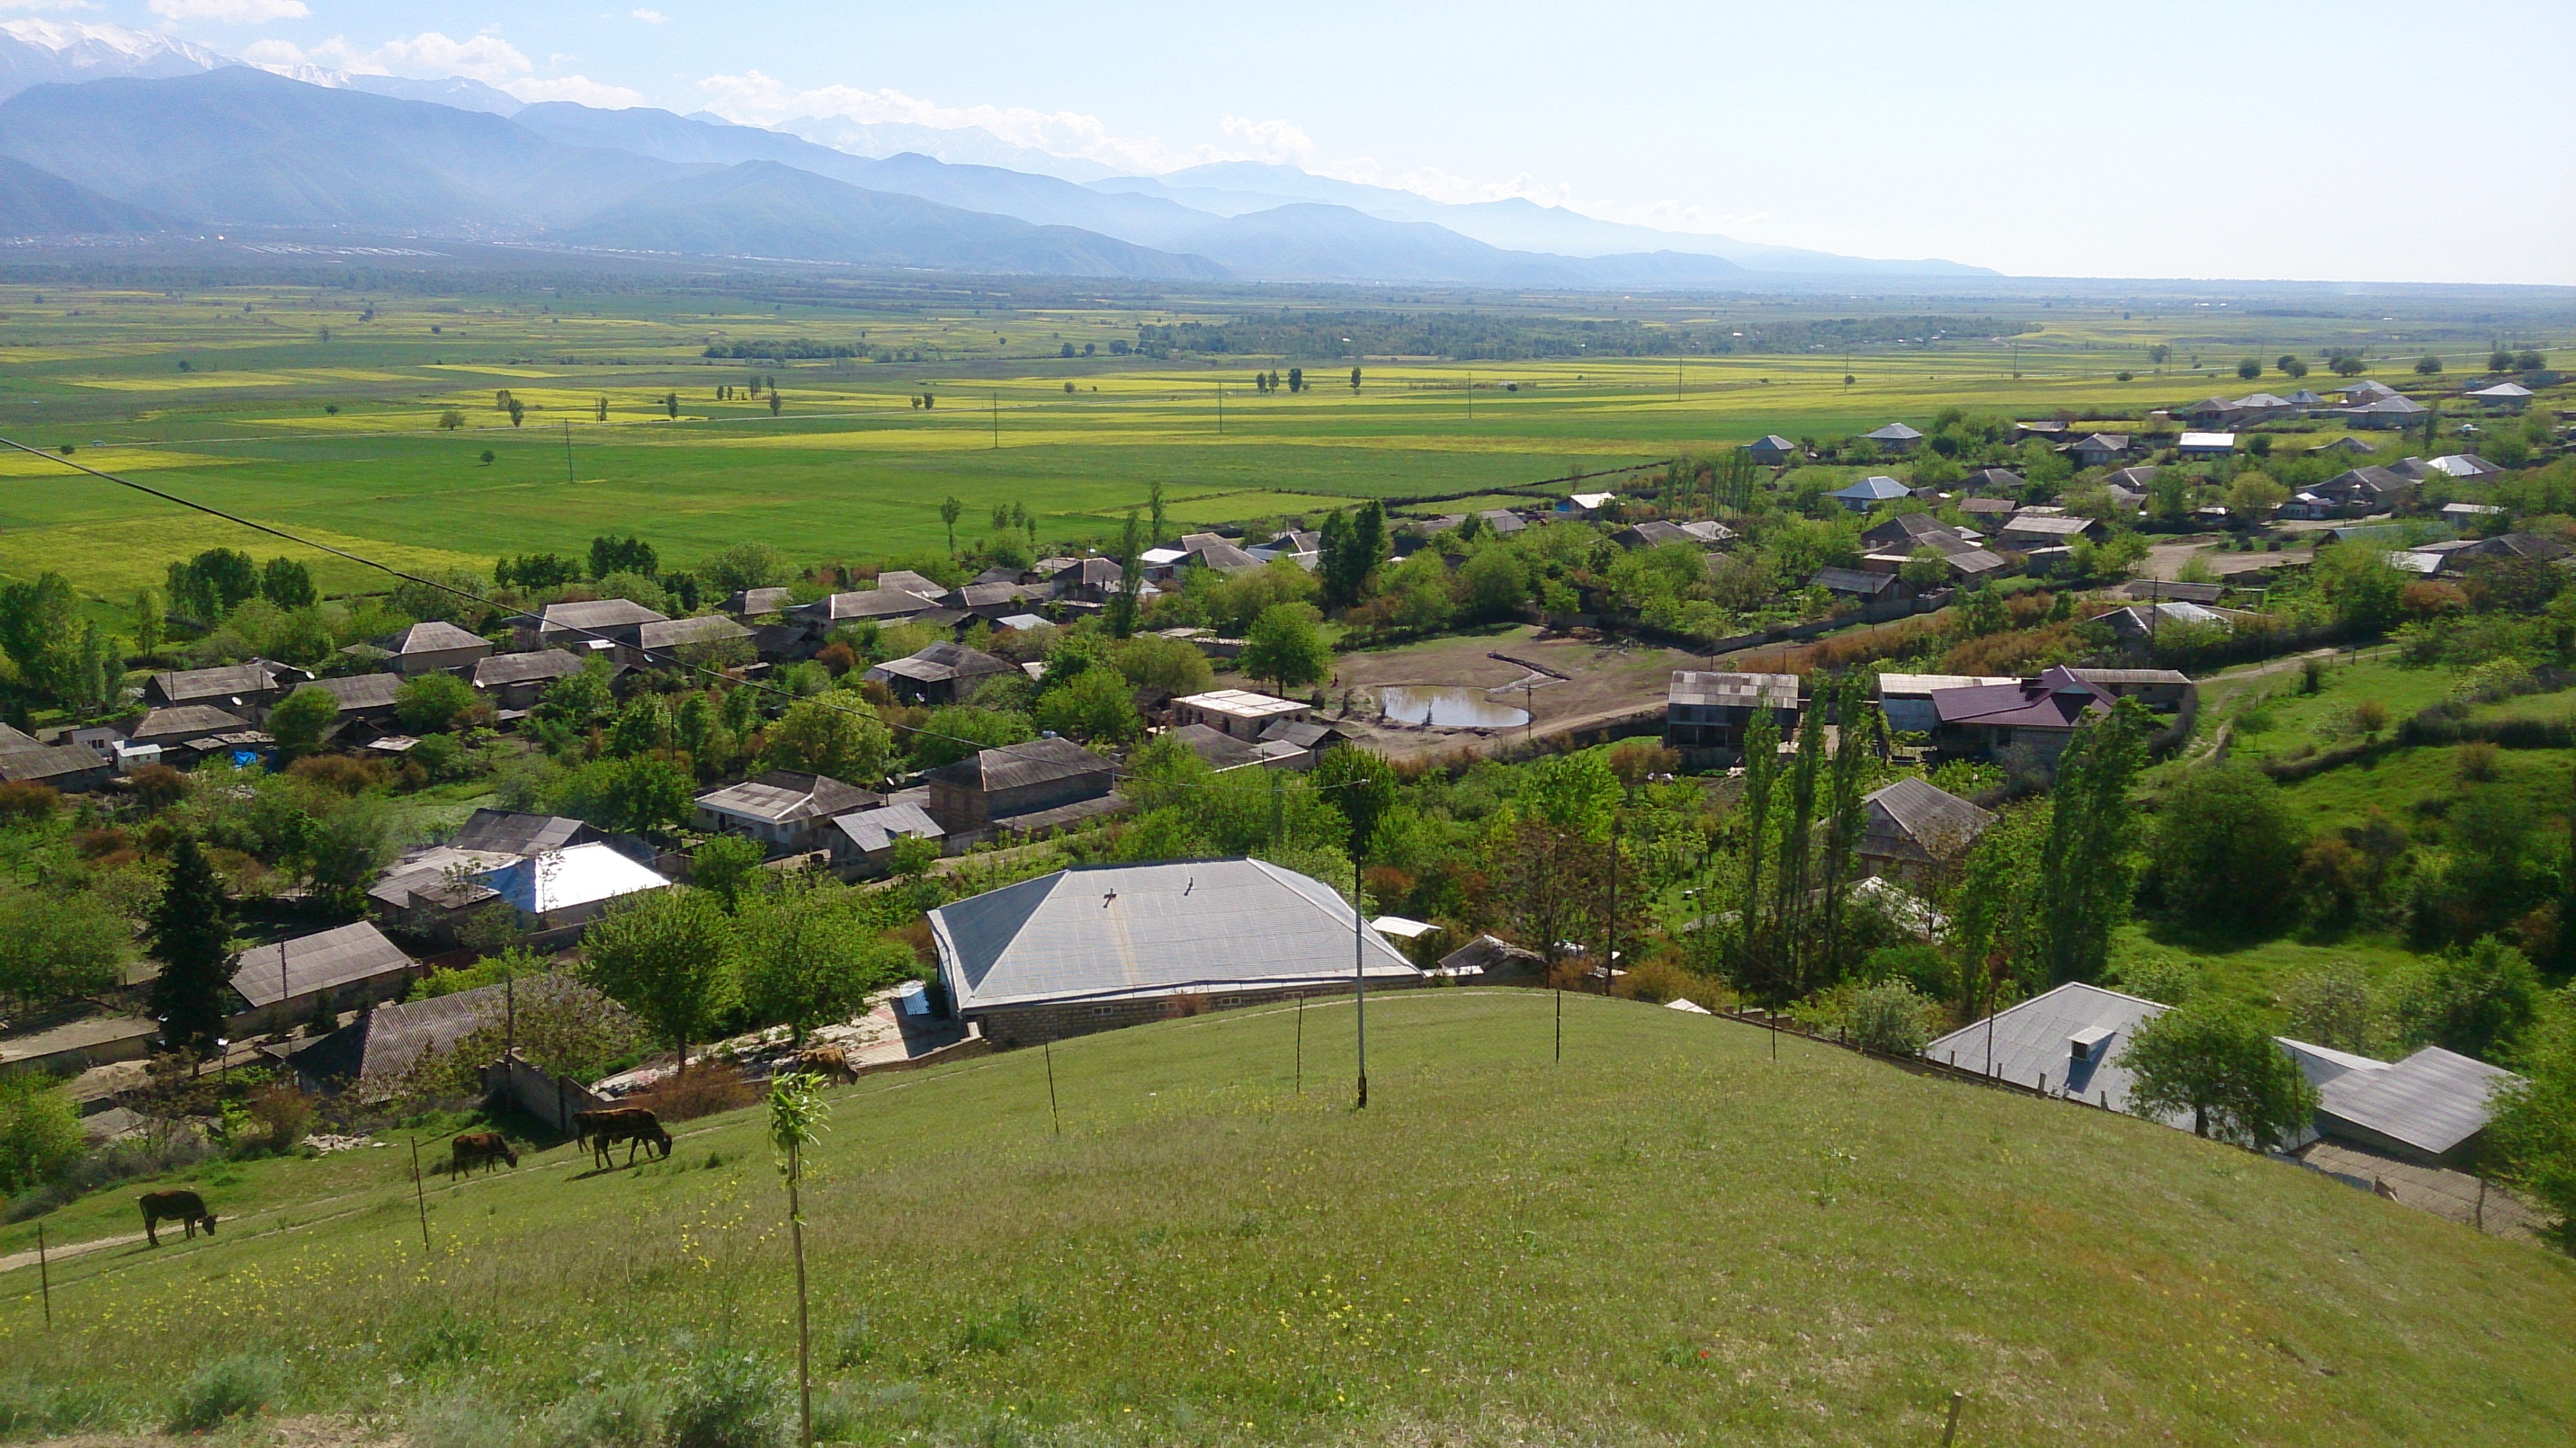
[1216, 382, 1223, 436]
[1354, 853, 1368, 1109]
[991, 391, 999, 449]
[563, 420, 574, 484]
[1605, 813, 1620, 996]
[1466, 372, 1473, 422]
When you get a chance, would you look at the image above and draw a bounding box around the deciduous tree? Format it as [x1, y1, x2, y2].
[580, 888, 740, 1072]
[2123, 997, 2318, 1147]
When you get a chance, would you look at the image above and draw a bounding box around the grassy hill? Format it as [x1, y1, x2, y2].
[5, 991, 2573, 1445]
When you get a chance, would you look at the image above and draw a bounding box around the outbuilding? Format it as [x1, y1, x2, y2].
[227, 921, 420, 1037]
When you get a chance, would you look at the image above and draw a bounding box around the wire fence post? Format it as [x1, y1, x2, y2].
[1941, 1390, 1964, 1446]
[36, 1221, 50, 1328]
[1294, 994, 1304, 1094]
[411, 1137, 431, 1256]
[1043, 1040, 1061, 1136]
[1554, 984, 1562, 1063]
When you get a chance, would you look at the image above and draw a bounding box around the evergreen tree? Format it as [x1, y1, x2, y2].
[149, 834, 234, 1059]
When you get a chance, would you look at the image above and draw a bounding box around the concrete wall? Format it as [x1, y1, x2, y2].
[971, 978, 1423, 1050]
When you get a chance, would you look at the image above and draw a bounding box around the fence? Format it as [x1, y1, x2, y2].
[481, 1051, 612, 1139]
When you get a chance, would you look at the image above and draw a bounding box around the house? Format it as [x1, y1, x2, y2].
[1874, 673, 2017, 735]
[2426, 453, 2504, 480]
[2338, 380, 2400, 404]
[1556, 491, 1619, 519]
[2104, 466, 2161, 496]
[788, 586, 945, 643]
[2428, 532, 2570, 574]
[455, 809, 598, 856]
[1923, 982, 2182, 1120]
[2439, 501, 2505, 526]
[2010, 420, 2068, 443]
[1258, 717, 1358, 767]
[1151, 533, 1264, 579]
[308, 672, 405, 733]
[145, 661, 291, 721]
[367, 811, 602, 939]
[825, 802, 945, 878]
[2305, 465, 2420, 516]
[1610, 519, 1734, 550]
[1956, 496, 2017, 524]
[624, 615, 752, 669]
[1665, 671, 1801, 752]
[478, 842, 670, 943]
[864, 641, 1019, 705]
[954, 581, 1046, 619]
[1862, 422, 1923, 453]
[2067, 667, 2196, 713]
[1997, 512, 2107, 549]
[2311, 435, 2376, 456]
[1860, 512, 1980, 553]
[279, 979, 561, 1097]
[2058, 432, 2130, 467]
[125, 704, 252, 751]
[1248, 529, 1325, 567]
[695, 771, 883, 855]
[2302, 1044, 2519, 1168]
[0, 1014, 160, 1075]
[2468, 381, 2533, 412]
[1169, 722, 1288, 773]
[1961, 467, 2026, 495]
[1810, 566, 1916, 618]
[926, 859, 1421, 1048]
[1172, 689, 1312, 741]
[472, 649, 587, 710]
[2176, 432, 2237, 460]
[0, 723, 112, 792]
[927, 736, 1116, 834]
[1858, 777, 1994, 882]
[2229, 392, 2297, 421]
[226, 921, 419, 1037]
[2172, 397, 2244, 427]
[2337, 394, 2429, 430]
[1929, 666, 2115, 765]
[722, 586, 795, 618]
[532, 599, 668, 653]
[1746, 434, 1799, 466]
[1828, 475, 1913, 513]
[371, 622, 493, 677]
[1047, 556, 1126, 603]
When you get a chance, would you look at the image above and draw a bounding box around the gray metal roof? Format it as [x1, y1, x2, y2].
[1832, 475, 1912, 501]
[128, 705, 250, 742]
[311, 673, 402, 712]
[1862, 777, 1992, 863]
[151, 662, 279, 702]
[230, 921, 415, 1008]
[0, 724, 105, 783]
[863, 641, 1014, 685]
[450, 809, 595, 855]
[829, 802, 942, 853]
[473, 649, 586, 688]
[635, 615, 752, 650]
[540, 599, 668, 631]
[930, 859, 1421, 1012]
[697, 770, 881, 825]
[1923, 982, 2184, 1124]
[380, 621, 489, 656]
[2317, 1047, 2518, 1158]
[931, 735, 1113, 792]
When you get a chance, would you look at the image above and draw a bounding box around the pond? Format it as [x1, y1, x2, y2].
[1379, 686, 1530, 729]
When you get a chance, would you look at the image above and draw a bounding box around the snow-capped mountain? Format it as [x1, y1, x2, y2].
[0, 20, 224, 101]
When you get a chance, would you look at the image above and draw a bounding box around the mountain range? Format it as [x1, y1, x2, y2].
[0, 21, 1993, 286]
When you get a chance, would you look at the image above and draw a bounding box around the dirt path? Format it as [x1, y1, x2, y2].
[0, 1229, 144, 1275]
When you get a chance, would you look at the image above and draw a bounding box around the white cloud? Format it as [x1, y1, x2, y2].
[148, 0, 308, 21]
[1216, 115, 1312, 164]
[501, 74, 645, 107]
[298, 29, 533, 83]
[237, 35, 300, 63]
[695, 71, 1263, 173]
[0, 3, 104, 14]
[630, 8, 665, 22]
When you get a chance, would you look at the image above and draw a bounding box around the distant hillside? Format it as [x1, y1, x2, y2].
[561, 160, 1228, 279]
[0, 67, 689, 229]
[1166, 202, 1748, 287]
[0, 153, 164, 235]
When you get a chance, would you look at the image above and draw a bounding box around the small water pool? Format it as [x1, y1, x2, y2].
[1379, 686, 1530, 729]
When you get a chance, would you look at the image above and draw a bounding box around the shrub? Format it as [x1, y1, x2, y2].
[164, 1353, 283, 1433]
[1845, 980, 1931, 1055]
[629, 1062, 758, 1123]
[0, 1074, 83, 1196]
[662, 1349, 787, 1448]
[243, 1081, 315, 1152]
[535, 1378, 666, 1448]
[2115, 955, 2201, 1006]
[0, 781, 59, 823]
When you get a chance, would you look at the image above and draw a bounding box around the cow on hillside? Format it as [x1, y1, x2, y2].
[139, 1189, 216, 1246]
[571, 1107, 671, 1168]
[449, 1131, 518, 1179]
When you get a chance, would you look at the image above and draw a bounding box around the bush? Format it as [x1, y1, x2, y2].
[662, 1349, 787, 1448]
[0, 1074, 83, 1196]
[0, 1379, 110, 1439]
[164, 1353, 284, 1433]
[2114, 955, 2200, 1006]
[536, 1378, 666, 1448]
[628, 1062, 758, 1123]
[1845, 980, 1931, 1055]
[2144, 763, 2305, 937]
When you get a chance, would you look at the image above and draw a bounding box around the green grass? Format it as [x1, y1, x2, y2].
[7, 990, 2573, 1446]
[2109, 924, 2427, 1014]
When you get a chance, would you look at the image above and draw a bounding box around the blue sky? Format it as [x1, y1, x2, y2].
[41, 1, 2576, 284]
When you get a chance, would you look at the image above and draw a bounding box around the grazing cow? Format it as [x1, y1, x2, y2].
[139, 1189, 216, 1247]
[793, 1044, 856, 1083]
[448, 1131, 518, 1179]
[572, 1106, 671, 1167]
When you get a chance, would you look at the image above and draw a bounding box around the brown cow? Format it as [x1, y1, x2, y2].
[139, 1188, 216, 1247]
[572, 1107, 670, 1168]
[793, 1044, 856, 1083]
[448, 1131, 518, 1179]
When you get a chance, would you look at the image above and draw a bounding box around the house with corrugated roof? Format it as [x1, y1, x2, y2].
[472, 648, 589, 710]
[145, 661, 294, 721]
[1747, 434, 1800, 466]
[1665, 671, 1801, 754]
[927, 736, 1116, 834]
[1862, 421, 1923, 453]
[927, 859, 1422, 1047]
[478, 842, 670, 943]
[863, 641, 1019, 705]
[0, 723, 111, 792]
[1828, 475, 1912, 513]
[695, 771, 883, 854]
[826, 802, 945, 878]
[1858, 778, 1994, 882]
[1929, 666, 2114, 765]
[374, 621, 494, 677]
[227, 920, 420, 1035]
[530, 599, 669, 654]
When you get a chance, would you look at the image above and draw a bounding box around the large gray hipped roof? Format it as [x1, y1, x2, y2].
[1923, 982, 2182, 1125]
[929, 859, 1419, 1012]
[230, 921, 415, 1008]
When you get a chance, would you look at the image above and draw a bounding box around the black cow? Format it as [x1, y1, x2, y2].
[139, 1188, 216, 1246]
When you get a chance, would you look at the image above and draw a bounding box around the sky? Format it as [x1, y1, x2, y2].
[28, 0, 2576, 284]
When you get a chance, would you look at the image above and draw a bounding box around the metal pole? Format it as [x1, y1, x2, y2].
[1294, 994, 1304, 1094]
[1605, 814, 1620, 997]
[563, 420, 573, 483]
[1354, 854, 1368, 1110]
[1043, 1040, 1061, 1136]
[411, 1137, 431, 1255]
[991, 391, 998, 449]
[36, 1221, 49, 1328]
[1553, 984, 1561, 1064]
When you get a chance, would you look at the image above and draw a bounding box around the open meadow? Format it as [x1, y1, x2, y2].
[7, 990, 2575, 1448]
[2, 274, 2548, 600]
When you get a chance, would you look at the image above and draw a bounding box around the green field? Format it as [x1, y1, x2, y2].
[4, 278, 2556, 600]
[6, 991, 2573, 1447]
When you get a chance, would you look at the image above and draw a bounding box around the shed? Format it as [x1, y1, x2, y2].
[2311, 1045, 2519, 1167]
[1665, 671, 1801, 752]
[825, 802, 945, 878]
[1172, 689, 1312, 741]
[1858, 777, 1994, 880]
[927, 859, 1421, 1047]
